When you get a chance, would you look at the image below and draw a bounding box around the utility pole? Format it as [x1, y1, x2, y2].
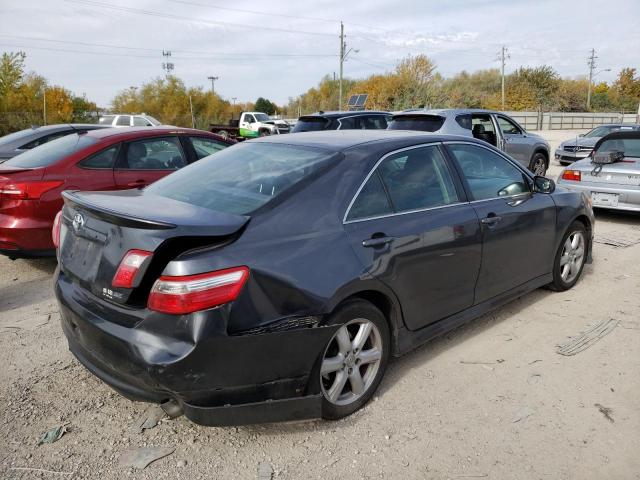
[500, 46, 509, 111]
[207, 76, 219, 96]
[162, 50, 174, 77]
[339, 22, 344, 111]
[231, 97, 237, 114]
[42, 83, 47, 125]
[587, 48, 597, 110]
[188, 94, 195, 128]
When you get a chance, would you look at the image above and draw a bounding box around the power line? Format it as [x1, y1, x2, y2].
[0, 34, 334, 57]
[66, 0, 336, 37]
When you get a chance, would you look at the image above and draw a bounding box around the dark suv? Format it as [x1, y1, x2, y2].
[291, 111, 391, 133]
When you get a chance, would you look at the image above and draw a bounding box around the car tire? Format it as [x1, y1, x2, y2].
[259, 129, 270, 137]
[316, 299, 390, 420]
[218, 130, 229, 140]
[529, 152, 548, 176]
[547, 221, 587, 292]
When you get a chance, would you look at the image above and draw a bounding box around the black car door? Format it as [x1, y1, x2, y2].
[445, 142, 556, 304]
[343, 143, 482, 331]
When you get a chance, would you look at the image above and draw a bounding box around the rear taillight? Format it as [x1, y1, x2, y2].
[561, 170, 581, 181]
[52, 210, 62, 248]
[148, 266, 249, 315]
[0, 181, 63, 199]
[112, 250, 153, 288]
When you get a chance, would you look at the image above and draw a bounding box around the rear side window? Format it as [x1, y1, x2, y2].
[98, 115, 115, 125]
[291, 117, 329, 132]
[146, 142, 338, 215]
[2, 134, 97, 168]
[80, 145, 119, 169]
[387, 115, 445, 132]
[122, 137, 186, 170]
[189, 136, 229, 159]
[116, 115, 131, 126]
[455, 114, 472, 130]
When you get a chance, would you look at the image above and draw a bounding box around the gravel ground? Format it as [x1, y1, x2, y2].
[1, 130, 639, 480]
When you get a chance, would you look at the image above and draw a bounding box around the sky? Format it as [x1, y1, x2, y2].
[1, 0, 639, 108]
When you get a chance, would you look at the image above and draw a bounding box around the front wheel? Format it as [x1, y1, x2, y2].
[529, 152, 547, 176]
[547, 221, 587, 291]
[318, 300, 390, 420]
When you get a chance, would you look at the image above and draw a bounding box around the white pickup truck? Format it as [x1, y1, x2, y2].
[209, 111, 290, 140]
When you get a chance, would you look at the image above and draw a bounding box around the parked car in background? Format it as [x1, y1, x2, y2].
[54, 130, 593, 426]
[0, 127, 234, 258]
[388, 109, 551, 175]
[291, 111, 391, 132]
[0, 124, 109, 163]
[557, 130, 640, 212]
[210, 111, 290, 140]
[98, 114, 162, 127]
[555, 124, 640, 165]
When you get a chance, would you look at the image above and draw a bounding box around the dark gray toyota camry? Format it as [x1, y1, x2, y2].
[54, 130, 594, 426]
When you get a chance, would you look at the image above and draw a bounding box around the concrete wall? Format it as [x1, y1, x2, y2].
[504, 111, 638, 131]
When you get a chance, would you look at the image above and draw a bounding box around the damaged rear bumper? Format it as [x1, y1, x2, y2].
[55, 270, 338, 426]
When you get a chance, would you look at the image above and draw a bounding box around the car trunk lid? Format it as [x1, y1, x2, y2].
[59, 189, 250, 307]
[584, 156, 640, 186]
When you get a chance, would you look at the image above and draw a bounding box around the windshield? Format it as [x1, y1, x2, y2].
[0, 128, 40, 147]
[146, 142, 338, 215]
[596, 138, 640, 158]
[253, 113, 270, 122]
[585, 126, 618, 138]
[387, 115, 445, 132]
[291, 117, 329, 132]
[2, 133, 98, 168]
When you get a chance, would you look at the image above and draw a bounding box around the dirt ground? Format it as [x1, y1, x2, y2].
[1, 130, 639, 480]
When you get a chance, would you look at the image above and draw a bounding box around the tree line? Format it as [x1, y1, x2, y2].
[1, 50, 638, 136]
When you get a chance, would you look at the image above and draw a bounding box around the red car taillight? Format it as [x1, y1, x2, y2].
[561, 170, 581, 181]
[112, 250, 153, 288]
[0, 181, 63, 199]
[148, 266, 249, 315]
[52, 210, 62, 248]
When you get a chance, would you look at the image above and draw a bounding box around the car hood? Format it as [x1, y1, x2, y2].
[559, 136, 599, 148]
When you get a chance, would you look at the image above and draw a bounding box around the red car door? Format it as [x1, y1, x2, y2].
[113, 136, 188, 189]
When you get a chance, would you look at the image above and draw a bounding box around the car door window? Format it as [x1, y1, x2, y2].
[363, 115, 388, 129]
[497, 116, 522, 135]
[448, 143, 530, 200]
[189, 136, 229, 159]
[346, 172, 392, 221]
[79, 145, 119, 169]
[122, 137, 187, 170]
[338, 116, 357, 129]
[116, 115, 131, 126]
[133, 116, 152, 126]
[244, 114, 255, 123]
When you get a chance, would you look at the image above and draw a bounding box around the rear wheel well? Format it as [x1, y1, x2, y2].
[572, 214, 593, 255]
[334, 290, 398, 338]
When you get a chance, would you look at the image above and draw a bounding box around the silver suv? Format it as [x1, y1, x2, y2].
[389, 109, 550, 175]
[98, 114, 162, 128]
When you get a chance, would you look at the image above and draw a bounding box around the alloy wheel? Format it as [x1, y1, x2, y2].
[320, 319, 383, 406]
[560, 231, 585, 283]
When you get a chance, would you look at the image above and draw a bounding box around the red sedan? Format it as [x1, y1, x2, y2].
[0, 127, 235, 258]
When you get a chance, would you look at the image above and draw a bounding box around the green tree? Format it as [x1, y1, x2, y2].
[0, 51, 26, 97]
[255, 97, 276, 115]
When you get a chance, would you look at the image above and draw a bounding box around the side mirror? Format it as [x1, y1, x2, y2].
[578, 133, 585, 137]
[534, 176, 555, 194]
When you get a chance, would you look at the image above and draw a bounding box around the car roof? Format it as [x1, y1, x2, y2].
[83, 126, 214, 140]
[394, 108, 499, 117]
[300, 110, 390, 119]
[250, 129, 486, 151]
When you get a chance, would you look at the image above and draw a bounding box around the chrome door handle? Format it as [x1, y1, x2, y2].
[481, 215, 502, 225]
[362, 236, 394, 248]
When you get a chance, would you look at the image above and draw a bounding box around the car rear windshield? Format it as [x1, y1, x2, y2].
[597, 138, 640, 158]
[146, 142, 339, 215]
[291, 117, 330, 132]
[387, 115, 445, 132]
[0, 128, 41, 147]
[2, 133, 98, 168]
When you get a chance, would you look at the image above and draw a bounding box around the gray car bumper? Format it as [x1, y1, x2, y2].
[557, 180, 640, 212]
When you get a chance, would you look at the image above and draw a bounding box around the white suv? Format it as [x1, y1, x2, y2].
[98, 114, 161, 127]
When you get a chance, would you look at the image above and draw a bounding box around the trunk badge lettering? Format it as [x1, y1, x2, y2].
[72, 213, 85, 232]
